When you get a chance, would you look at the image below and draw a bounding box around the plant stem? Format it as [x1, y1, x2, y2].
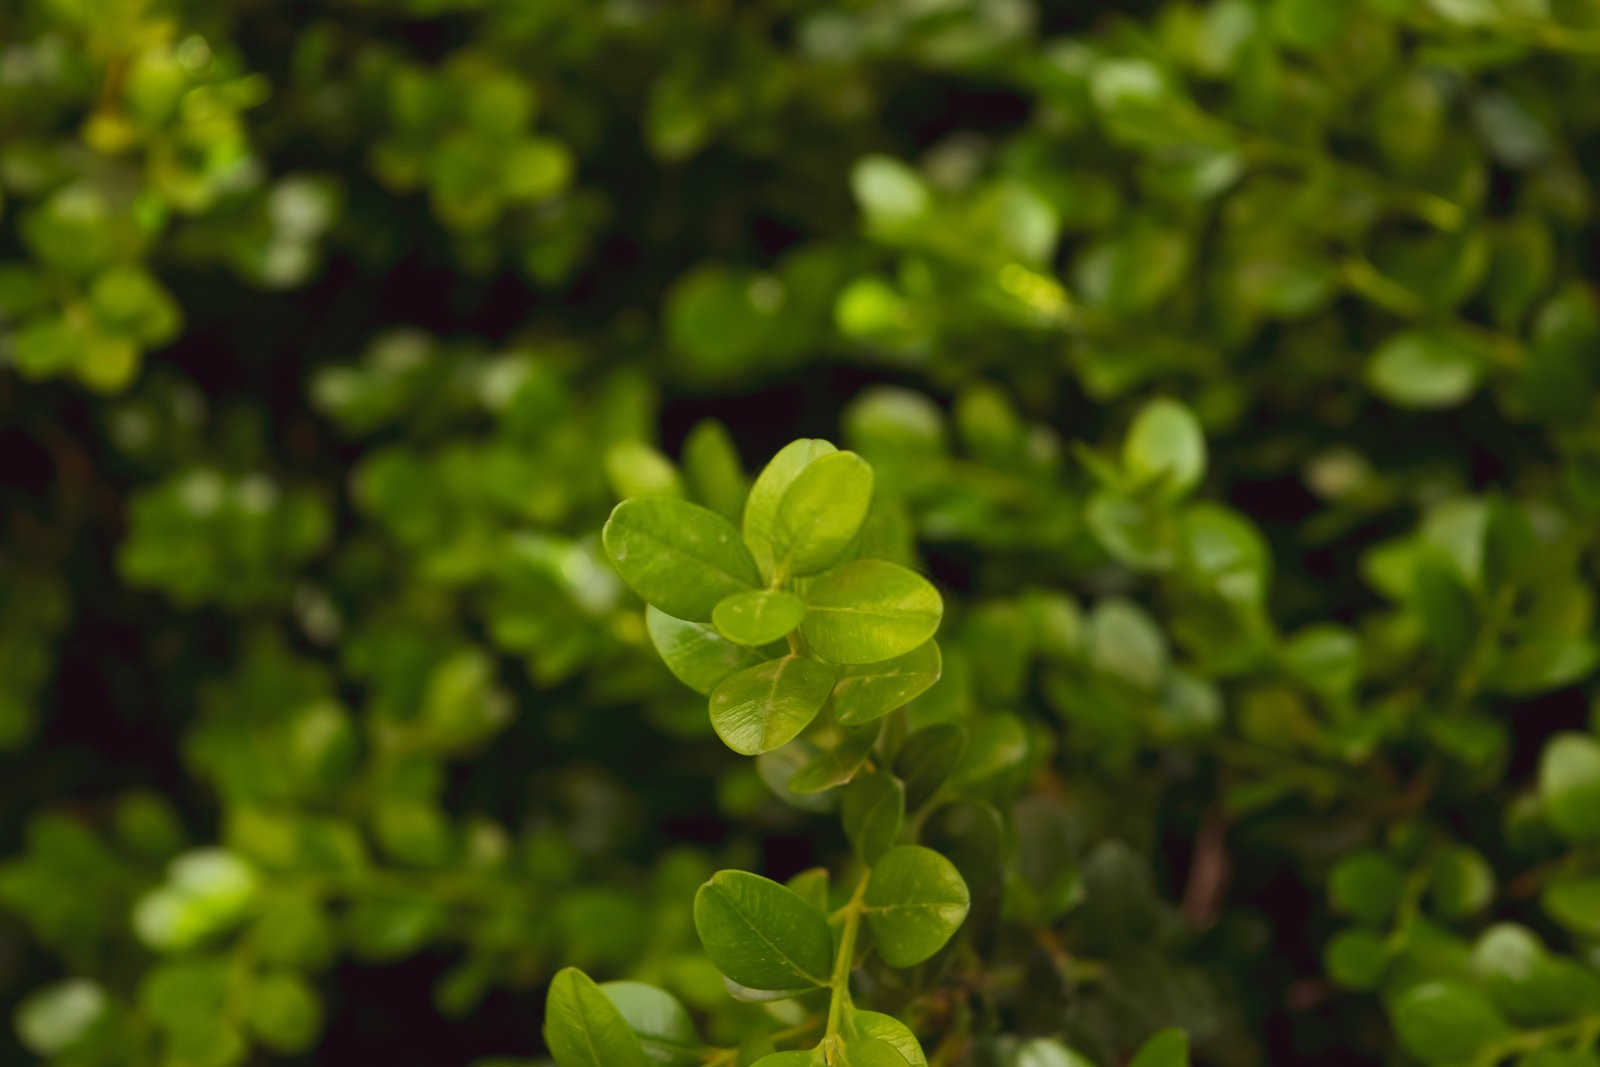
[822, 870, 873, 1062]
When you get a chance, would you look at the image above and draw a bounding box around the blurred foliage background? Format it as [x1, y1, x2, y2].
[2, 0, 1600, 1064]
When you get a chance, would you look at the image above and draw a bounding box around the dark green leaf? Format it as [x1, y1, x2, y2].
[842, 771, 905, 864]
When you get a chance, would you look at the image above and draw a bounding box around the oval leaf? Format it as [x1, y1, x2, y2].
[1368, 329, 1482, 409]
[709, 656, 838, 756]
[604, 497, 761, 621]
[800, 561, 943, 666]
[772, 450, 875, 578]
[713, 590, 807, 647]
[1124, 397, 1205, 498]
[647, 606, 766, 695]
[599, 982, 700, 1066]
[833, 641, 942, 726]
[1539, 732, 1600, 843]
[851, 1011, 927, 1067]
[864, 845, 970, 968]
[745, 439, 838, 580]
[544, 967, 649, 1067]
[693, 870, 833, 990]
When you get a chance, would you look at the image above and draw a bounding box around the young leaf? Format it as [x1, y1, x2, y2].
[713, 590, 807, 647]
[842, 771, 905, 864]
[864, 845, 971, 967]
[604, 498, 761, 621]
[832, 641, 942, 726]
[851, 1011, 927, 1067]
[1538, 732, 1600, 842]
[709, 656, 838, 756]
[745, 439, 838, 580]
[1129, 1029, 1189, 1067]
[647, 606, 765, 695]
[599, 983, 701, 1067]
[544, 967, 649, 1067]
[693, 870, 833, 990]
[771, 450, 874, 578]
[1123, 397, 1205, 498]
[800, 561, 943, 665]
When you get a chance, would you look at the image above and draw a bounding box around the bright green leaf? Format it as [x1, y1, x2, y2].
[647, 606, 766, 695]
[800, 561, 942, 666]
[713, 590, 807, 647]
[543, 967, 649, 1067]
[833, 641, 942, 726]
[604, 498, 761, 621]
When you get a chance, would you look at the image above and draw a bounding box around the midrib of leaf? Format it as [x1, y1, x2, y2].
[708, 882, 828, 987]
[631, 522, 754, 591]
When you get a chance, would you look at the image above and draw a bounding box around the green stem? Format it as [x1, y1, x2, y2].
[822, 871, 872, 1062]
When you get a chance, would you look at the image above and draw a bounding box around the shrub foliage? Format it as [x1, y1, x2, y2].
[2, 0, 1600, 1065]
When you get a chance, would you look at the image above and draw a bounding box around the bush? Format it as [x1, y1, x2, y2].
[2, 0, 1600, 1065]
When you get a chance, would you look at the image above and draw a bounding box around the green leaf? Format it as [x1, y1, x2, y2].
[842, 771, 905, 864]
[864, 845, 970, 968]
[1389, 980, 1514, 1064]
[1472, 924, 1600, 1026]
[772, 450, 874, 578]
[750, 1054, 824, 1067]
[605, 441, 683, 500]
[852, 156, 930, 229]
[1542, 877, 1600, 937]
[787, 722, 881, 795]
[1329, 850, 1405, 926]
[1181, 503, 1270, 606]
[894, 724, 966, 811]
[598, 983, 701, 1066]
[1129, 1029, 1190, 1067]
[840, 1038, 912, 1066]
[745, 440, 838, 580]
[800, 561, 943, 666]
[15, 979, 107, 1056]
[604, 497, 761, 621]
[851, 1011, 927, 1067]
[683, 419, 747, 521]
[713, 591, 807, 647]
[833, 641, 942, 726]
[246, 973, 322, 1054]
[647, 606, 766, 696]
[693, 870, 833, 990]
[1325, 928, 1390, 990]
[1428, 845, 1495, 919]
[1539, 732, 1600, 842]
[1124, 397, 1206, 498]
[709, 656, 838, 756]
[543, 967, 649, 1067]
[786, 868, 830, 914]
[1368, 329, 1483, 408]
